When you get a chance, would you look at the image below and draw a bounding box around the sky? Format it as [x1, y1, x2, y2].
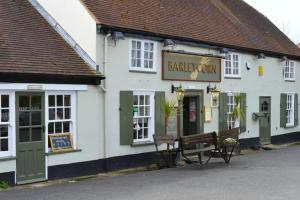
[244, 0, 300, 45]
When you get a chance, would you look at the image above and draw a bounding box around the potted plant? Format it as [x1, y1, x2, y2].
[163, 99, 176, 137]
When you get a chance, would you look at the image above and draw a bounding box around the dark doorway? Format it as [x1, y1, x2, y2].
[183, 91, 203, 136]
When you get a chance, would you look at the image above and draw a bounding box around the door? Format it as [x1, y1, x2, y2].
[259, 97, 271, 145]
[16, 93, 45, 184]
[183, 93, 203, 136]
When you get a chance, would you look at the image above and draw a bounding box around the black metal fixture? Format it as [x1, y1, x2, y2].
[206, 84, 218, 94]
[164, 39, 176, 47]
[257, 53, 266, 59]
[171, 84, 185, 101]
[219, 48, 229, 54]
[111, 31, 125, 41]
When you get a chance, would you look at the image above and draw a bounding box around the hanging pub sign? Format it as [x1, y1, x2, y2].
[162, 51, 222, 82]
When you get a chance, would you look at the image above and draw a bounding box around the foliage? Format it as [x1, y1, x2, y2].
[164, 99, 176, 134]
[0, 181, 9, 189]
[232, 93, 245, 123]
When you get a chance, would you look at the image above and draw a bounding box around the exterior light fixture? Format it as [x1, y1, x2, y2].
[257, 53, 266, 59]
[281, 56, 288, 62]
[164, 39, 176, 47]
[171, 84, 185, 101]
[219, 48, 229, 54]
[207, 84, 219, 94]
[111, 31, 125, 41]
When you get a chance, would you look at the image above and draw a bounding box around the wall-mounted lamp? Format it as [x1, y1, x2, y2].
[111, 31, 125, 41]
[219, 48, 229, 54]
[280, 56, 288, 62]
[163, 39, 176, 47]
[171, 84, 185, 101]
[257, 53, 266, 59]
[206, 84, 219, 94]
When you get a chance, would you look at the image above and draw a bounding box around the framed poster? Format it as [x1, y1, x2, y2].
[49, 133, 73, 153]
[204, 106, 212, 122]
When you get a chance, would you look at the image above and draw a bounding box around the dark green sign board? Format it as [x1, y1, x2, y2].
[162, 51, 222, 82]
[49, 133, 73, 152]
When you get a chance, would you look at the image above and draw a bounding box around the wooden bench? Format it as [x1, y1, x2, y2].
[153, 134, 177, 167]
[218, 128, 240, 163]
[180, 132, 218, 165]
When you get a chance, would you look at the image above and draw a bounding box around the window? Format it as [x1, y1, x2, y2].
[133, 92, 154, 142]
[284, 60, 295, 81]
[47, 93, 75, 148]
[286, 94, 295, 127]
[225, 53, 240, 77]
[0, 94, 12, 157]
[130, 39, 156, 72]
[227, 93, 239, 129]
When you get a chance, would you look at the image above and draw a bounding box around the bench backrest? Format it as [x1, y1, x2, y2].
[153, 134, 175, 146]
[180, 132, 217, 148]
[219, 128, 239, 144]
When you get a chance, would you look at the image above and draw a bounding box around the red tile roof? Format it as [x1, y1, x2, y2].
[0, 0, 103, 84]
[82, 0, 300, 59]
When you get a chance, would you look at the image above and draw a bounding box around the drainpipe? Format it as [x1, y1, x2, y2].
[99, 33, 111, 166]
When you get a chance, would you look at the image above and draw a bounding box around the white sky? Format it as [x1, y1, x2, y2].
[244, 0, 300, 44]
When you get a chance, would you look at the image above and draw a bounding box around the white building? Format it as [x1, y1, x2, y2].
[1, 0, 300, 185]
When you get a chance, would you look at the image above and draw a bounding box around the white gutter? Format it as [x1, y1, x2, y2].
[101, 33, 111, 160]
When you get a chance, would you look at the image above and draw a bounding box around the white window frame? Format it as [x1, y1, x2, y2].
[45, 91, 77, 152]
[286, 93, 295, 127]
[0, 91, 15, 158]
[132, 91, 155, 143]
[129, 39, 157, 72]
[227, 92, 240, 129]
[224, 53, 241, 78]
[284, 60, 296, 81]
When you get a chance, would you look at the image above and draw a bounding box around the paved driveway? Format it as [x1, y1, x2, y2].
[1, 146, 300, 200]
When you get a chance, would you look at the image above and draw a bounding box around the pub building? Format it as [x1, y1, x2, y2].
[1, 0, 300, 185]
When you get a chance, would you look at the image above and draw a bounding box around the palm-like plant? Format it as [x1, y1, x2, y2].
[231, 93, 245, 129]
[164, 99, 176, 135]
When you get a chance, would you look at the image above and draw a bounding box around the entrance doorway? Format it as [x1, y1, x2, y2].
[259, 97, 271, 145]
[183, 91, 204, 136]
[16, 93, 46, 184]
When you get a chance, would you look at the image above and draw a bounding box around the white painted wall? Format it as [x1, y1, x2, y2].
[37, 0, 97, 61]
[48, 85, 104, 166]
[0, 160, 15, 173]
[100, 34, 300, 157]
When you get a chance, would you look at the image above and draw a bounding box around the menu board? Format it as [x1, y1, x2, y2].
[49, 133, 73, 152]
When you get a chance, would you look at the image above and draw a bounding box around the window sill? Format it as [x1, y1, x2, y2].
[284, 79, 295, 82]
[224, 76, 241, 79]
[285, 124, 295, 128]
[0, 156, 16, 162]
[129, 69, 157, 74]
[45, 149, 82, 156]
[131, 141, 154, 147]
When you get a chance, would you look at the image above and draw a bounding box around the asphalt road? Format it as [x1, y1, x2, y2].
[1, 146, 300, 200]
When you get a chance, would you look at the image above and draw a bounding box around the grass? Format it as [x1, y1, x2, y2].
[0, 181, 9, 189]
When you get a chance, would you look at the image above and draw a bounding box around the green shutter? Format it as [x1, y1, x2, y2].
[155, 91, 165, 136]
[240, 93, 247, 133]
[199, 92, 204, 133]
[120, 91, 133, 145]
[295, 94, 298, 127]
[219, 93, 228, 132]
[280, 93, 287, 128]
